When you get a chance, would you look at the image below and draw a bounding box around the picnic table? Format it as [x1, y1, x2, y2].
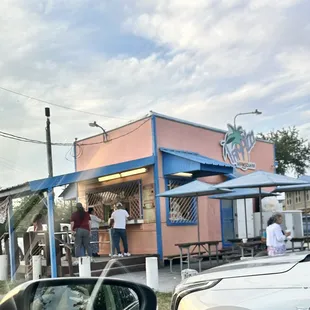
[175, 241, 221, 272]
[290, 237, 310, 252]
[237, 241, 262, 257]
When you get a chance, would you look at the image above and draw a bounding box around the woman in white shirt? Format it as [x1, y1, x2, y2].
[88, 207, 103, 257]
[266, 213, 291, 256]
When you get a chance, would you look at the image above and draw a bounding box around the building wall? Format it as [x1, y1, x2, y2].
[76, 118, 153, 171]
[74, 114, 275, 258]
[77, 167, 157, 255]
[75, 117, 157, 255]
[155, 116, 275, 256]
[285, 191, 310, 211]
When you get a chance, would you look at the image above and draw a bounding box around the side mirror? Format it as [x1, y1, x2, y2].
[0, 277, 157, 310]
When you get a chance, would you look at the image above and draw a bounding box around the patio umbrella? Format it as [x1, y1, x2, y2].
[217, 171, 307, 235]
[158, 180, 231, 243]
[209, 188, 277, 238]
[273, 183, 310, 236]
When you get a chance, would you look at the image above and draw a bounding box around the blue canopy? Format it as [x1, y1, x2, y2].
[209, 188, 276, 200]
[217, 170, 307, 189]
[299, 175, 310, 182]
[157, 180, 231, 198]
[273, 183, 310, 193]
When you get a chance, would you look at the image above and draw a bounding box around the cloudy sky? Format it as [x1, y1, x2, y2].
[0, 0, 309, 188]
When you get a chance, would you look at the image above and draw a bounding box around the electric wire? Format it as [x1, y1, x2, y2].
[0, 86, 129, 120]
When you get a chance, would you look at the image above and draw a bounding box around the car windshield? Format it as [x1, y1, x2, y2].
[0, 2, 309, 310]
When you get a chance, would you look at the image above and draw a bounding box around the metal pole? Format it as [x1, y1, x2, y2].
[7, 197, 16, 281]
[259, 188, 263, 236]
[197, 196, 200, 242]
[45, 107, 53, 178]
[47, 188, 57, 278]
[304, 190, 308, 236]
[244, 198, 248, 239]
[197, 196, 201, 255]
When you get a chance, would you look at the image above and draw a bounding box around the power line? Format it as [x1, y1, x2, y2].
[79, 118, 150, 145]
[0, 118, 150, 147]
[0, 131, 71, 146]
[0, 86, 129, 120]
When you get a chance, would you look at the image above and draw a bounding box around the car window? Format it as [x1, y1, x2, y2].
[30, 283, 139, 310]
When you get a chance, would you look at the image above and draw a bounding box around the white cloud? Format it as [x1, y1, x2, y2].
[0, 0, 310, 187]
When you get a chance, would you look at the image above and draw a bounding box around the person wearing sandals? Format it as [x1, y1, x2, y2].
[88, 207, 104, 257]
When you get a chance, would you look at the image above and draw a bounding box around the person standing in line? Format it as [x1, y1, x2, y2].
[70, 202, 92, 258]
[27, 213, 47, 232]
[108, 205, 117, 256]
[88, 207, 104, 257]
[111, 202, 131, 257]
[266, 213, 291, 256]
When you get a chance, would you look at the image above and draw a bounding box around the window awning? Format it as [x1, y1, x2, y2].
[160, 148, 233, 177]
[29, 155, 155, 191]
[59, 183, 77, 201]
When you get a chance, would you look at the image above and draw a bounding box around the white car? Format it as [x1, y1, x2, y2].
[172, 252, 310, 310]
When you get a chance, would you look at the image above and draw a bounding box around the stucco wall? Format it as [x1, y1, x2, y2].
[155, 116, 274, 256]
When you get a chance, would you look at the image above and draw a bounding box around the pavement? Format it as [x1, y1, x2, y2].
[109, 266, 182, 293]
[108, 260, 223, 293]
[0, 260, 222, 300]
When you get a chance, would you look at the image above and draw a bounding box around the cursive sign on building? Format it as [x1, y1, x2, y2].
[220, 124, 256, 171]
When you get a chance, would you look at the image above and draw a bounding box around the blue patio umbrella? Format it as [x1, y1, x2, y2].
[217, 171, 307, 235]
[273, 182, 310, 236]
[158, 180, 231, 243]
[210, 188, 277, 238]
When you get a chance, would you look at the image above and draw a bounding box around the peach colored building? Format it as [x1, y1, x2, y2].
[70, 112, 275, 260]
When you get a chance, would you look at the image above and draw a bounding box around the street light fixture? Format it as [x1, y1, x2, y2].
[233, 109, 262, 128]
[89, 121, 108, 142]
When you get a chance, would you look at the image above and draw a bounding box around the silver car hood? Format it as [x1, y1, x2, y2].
[183, 252, 310, 284]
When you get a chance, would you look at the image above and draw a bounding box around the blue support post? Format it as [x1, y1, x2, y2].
[151, 115, 163, 260]
[47, 188, 57, 278]
[73, 140, 78, 202]
[7, 197, 16, 281]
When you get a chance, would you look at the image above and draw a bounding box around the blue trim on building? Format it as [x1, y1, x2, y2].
[160, 148, 233, 177]
[29, 156, 155, 191]
[220, 199, 235, 248]
[47, 188, 57, 278]
[219, 200, 225, 247]
[151, 115, 163, 260]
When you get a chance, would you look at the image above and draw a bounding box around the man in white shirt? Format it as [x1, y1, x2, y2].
[111, 202, 131, 257]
